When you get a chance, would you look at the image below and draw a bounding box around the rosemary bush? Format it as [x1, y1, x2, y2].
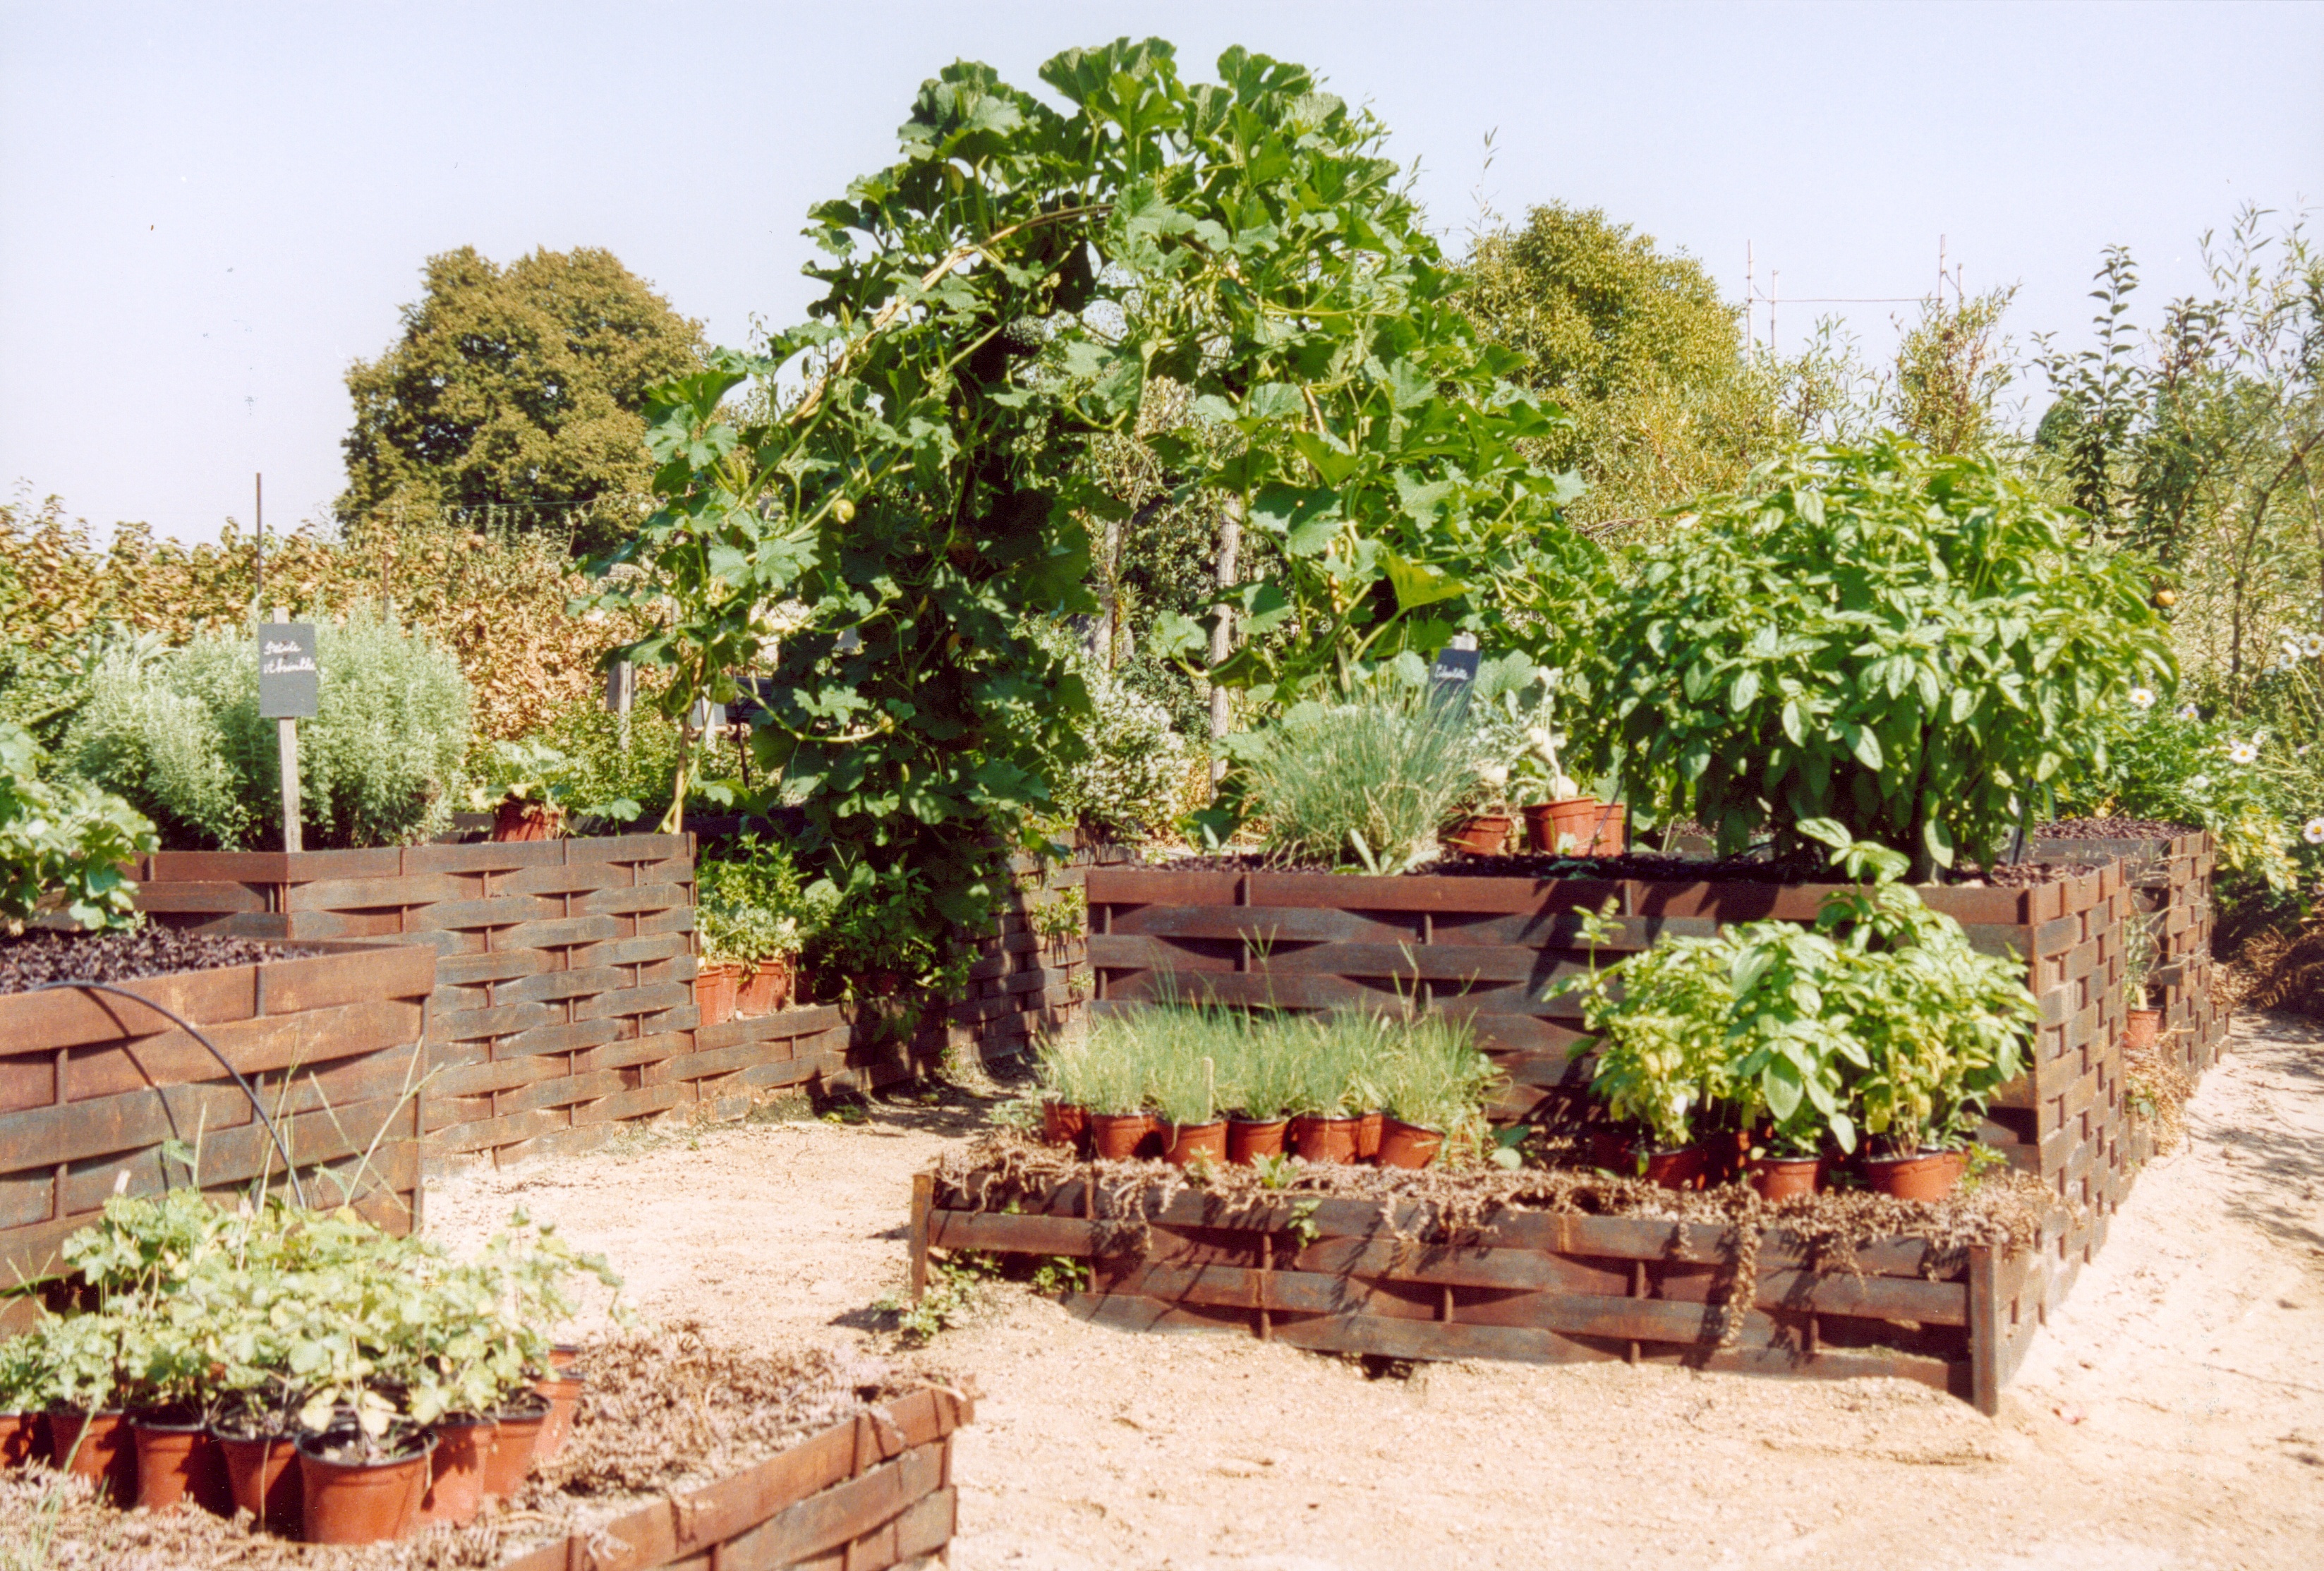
[1240, 676, 1477, 871]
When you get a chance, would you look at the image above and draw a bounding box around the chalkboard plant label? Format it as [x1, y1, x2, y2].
[257, 624, 320, 720]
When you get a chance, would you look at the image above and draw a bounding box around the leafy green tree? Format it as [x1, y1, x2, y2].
[339, 247, 706, 554]
[592, 39, 1592, 968]
[1463, 204, 1789, 531]
[1889, 286, 2019, 456]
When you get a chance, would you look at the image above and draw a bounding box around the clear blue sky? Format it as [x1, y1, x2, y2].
[3, 0, 2318, 542]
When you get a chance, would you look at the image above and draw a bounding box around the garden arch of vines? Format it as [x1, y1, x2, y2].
[591, 38, 1597, 957]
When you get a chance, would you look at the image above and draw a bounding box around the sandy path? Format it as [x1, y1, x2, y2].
[427, 1016, 2324, 1571]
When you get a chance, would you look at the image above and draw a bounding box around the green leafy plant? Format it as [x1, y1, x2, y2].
[1237, 670, 1477, 871]
[1595, 435, 2174, 879]
[1, 720, 155, 934]
[696, 833, 828, 971]
[64, 612, 472, 850]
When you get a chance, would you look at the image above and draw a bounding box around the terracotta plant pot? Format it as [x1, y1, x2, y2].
[1040, 1100, 1089, 1151]
[133, 1411, 231, 1514]
[1227, 1117, 1289, 1165]
[297, 1430, 434, 1545]
[1353, 1110, 1384, 1163]
[1376, 1117, 1444, 1170]
[547, 1343, 583, 1372]
[532, 1369, 585, 1462]
[1523, 796, 1607, 856]
[693, 960, 741, 1028]
[418, 1414, 495, 1527]
[1746, 1155, 1824, 1201]
[1584, 802, 1628, 856]
[1290, 1115, 1360, 1165]
[47, 1408, 135, 1505]
[480, 1396, 550, 1499]
[1, 1411, 40, 1468]
[216, 1427, 301, 1535]
[1089, 1112, 1155, 1161]
[2125, 1008, 2161, 1053]
[1590, 1132, 1706, 1189]
[1863, 1148, 1966, 1201]
[1441, 813, 1513, 856]
[492, 799, 561, 842]
[1161, 1119, 1228, 1167]
[736, 956, 795, 1017]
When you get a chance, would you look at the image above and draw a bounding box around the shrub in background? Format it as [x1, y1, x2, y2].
[64, 612, 471, 849]
[1593, 435, 2174, 879]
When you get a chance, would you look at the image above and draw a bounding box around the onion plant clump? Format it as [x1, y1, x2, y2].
[0, 1189, 619, 1455]
[1042, 1003, 1504, 1155]
[1238, 674, 1479, 872]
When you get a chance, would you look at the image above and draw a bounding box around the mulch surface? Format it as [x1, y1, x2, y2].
[0, 928, 296, 995]
[1163, 849, 2106, 888]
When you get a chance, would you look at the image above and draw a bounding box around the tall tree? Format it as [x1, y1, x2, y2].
[1463, 204, 1786, 532]
[339, 247, 705, 554]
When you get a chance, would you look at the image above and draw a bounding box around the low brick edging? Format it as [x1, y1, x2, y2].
[496, 1384, 972, 1571]
[0, 941, 435, 1326]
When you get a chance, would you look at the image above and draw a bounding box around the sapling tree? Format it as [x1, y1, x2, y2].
[588, 37, 1596, 957]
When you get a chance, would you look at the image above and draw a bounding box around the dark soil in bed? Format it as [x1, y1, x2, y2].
[0, 928, 294, 995]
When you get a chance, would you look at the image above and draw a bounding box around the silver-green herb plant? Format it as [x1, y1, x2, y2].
[1237, 668, 1477, 871]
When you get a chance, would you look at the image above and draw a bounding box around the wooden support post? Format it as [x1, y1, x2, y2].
[908, 1172, 932, 1301]
[1257, 1231, 1273, 1342]
[1967, 1244, 2001, 1417]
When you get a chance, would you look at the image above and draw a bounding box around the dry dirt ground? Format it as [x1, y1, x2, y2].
[428, 1012, 2324, 1571]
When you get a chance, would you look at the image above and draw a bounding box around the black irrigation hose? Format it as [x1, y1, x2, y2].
[32, 979, 308, 1210]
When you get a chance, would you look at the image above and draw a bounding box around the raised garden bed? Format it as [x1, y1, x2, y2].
[914, 1146, 2052, 1415]
[0, 935, 434, 1328]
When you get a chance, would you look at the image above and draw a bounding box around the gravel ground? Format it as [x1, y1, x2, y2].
[428, 1011, 2324, 1571]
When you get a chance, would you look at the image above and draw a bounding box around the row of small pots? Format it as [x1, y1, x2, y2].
[694, 956, 797, 1027]
[1443, 797, 1628, 859]
[1, 1350, 586, 1544]
[1598, 1132, 1971, 1202]
[1043, 1103, 1447, 1170]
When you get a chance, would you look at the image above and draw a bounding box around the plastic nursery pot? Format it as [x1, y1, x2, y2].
[1162, 1119, 1228, 1167]
[1523, 797, 1604, 856]
[1441, 813, 1513, 857]
[1, 1411, 40, 1468]
[1862, 1148, 1966, 1201]
[133, 1409, 233, 1515]
[2125, 1008, 2162, 1053]
[480, 1393, 552, 1500]
[1745, 1155, 1825, 1201]
[693, 961, 742, 1028]
[418, 1414, 496, 1527]
[546, 1343, 584, 1373]
[736, 956, 795, 1017]
[1585, 802, 1628, 856]
[492, 799, 561, 842]
[1290, 1115, 1361, 1165]
[47, 1407, 136, 1505]
[1088, 1112, 1156, 1162]
[1376, 1117, 1445, 1170]
[1227, 1117, 1289, 1165]
[531, 1368, 586, 1462]
[215, 1426, 302, 1536]
[1040, 1100, 1089, 1151]
[1589, 1132, 1707, 1189]
[1353, 1110, 1385, 1163]
[297, 1428, 435, 1545]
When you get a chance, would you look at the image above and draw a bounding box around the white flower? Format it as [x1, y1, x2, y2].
[2284, 636, 2304, 661]
[2128, 686, 2156, 710]
[2177, 703, 2201, 721]
[1479, 763, 1509, 788]
[2303, 633, 2324, 658]
[2228, 739, 2260, 765]
[2186, 775, 2210, 791]
[2306, 818, 2324, 846]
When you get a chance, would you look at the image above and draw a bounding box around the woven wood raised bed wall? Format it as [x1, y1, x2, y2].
[2028, 827, 2223, 1081]
[913, 1176, 2040, 1416]
[1087, 862, 2134, 1306]
[932, 837, 1133, 1067]
[496, 1384, 972, 1571]
[0, 942, 435, 1330]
